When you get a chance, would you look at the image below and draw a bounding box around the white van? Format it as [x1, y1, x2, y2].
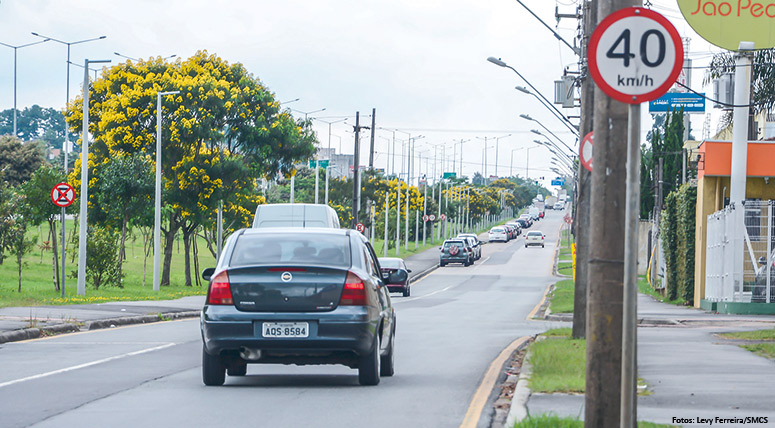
[252, 204, 341, 228]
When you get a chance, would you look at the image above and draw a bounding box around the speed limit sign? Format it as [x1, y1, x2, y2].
[588, 7, 683, 104]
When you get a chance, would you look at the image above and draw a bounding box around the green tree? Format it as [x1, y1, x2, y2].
[0, 135, 45, 187]
[22, 163, 66, 290]
[0, 105, 76, 148]
[706, 48, 775, 114]
[2, 190, 36, 291]
[95, 153, 154, 282]
[84, 226, 122, 289]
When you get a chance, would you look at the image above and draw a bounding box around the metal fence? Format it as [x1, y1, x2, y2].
[705, 201, 774, 303]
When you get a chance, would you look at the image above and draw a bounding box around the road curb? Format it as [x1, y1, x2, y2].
[0, 310, 201, 344]
[409, 262, 439, 282]
[504, 352, 533, 427]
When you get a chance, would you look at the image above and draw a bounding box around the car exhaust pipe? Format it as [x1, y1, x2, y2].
[240, 347, 262, 361]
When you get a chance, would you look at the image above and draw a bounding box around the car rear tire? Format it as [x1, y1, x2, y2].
[525, 244, 528, 248]
[358, 335, 381, 386]
[202, 346, 226, 386]
[542, 244, 545, 248]
[380, 328, 395, 377]
[440, 262, 446, 267]
[403, 286, 410, 297]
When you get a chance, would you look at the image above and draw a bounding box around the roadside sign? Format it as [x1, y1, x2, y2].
[429, 214, 436, 221]
[588, 7, 684, 104]
[440, 214, 447, 221]
[51, 182, 75, 208]
[579, 131, 594, 172]
[648, 92, 705, 113]
[423, 214, 430, 222]
[442, 172, 457, 179]
[564, 214, 573, 224]
[677, 0, 775, 51]
[309, 159, 330, 169]
[355, 223, 365, 233]
[551, 179, 565, 186]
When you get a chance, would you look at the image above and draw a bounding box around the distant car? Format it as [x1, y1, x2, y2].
[515, 218, 530, 229]
[489, 227, 508, 242]
[379, 257, 412, 297]
[525, 231, 545, 248]
[252, 203, 341, 228]
[440, 239, 473, 267]
[457, 233, 483, 260]
[554, 202, 564, 210]
[519, 215, 533, 227]
[200, 227, 395, 386]
[506, 222, 522, 236]
[538, 211, 545, 219]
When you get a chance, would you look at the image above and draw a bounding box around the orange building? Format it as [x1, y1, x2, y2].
[694, 140, 775, 309]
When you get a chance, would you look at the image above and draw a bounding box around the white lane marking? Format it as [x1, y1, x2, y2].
[0, 342, 176, 389]
[8, 342, 172, 346]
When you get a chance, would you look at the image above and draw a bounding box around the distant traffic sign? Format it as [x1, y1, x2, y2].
[551, 179, 565, 186]
[429, 214, 436, 221]
[580, 132, 594, 172]
[442, 172, 457, 179]
[440, 214, 447, 221]
[588, 7, 684, 104]
[355, 223, 365, 233]
[309, 159, 330, 169]
[423, 214, 430, 222]
[51, 182, 75, 208]
[648, 92, 705, 113]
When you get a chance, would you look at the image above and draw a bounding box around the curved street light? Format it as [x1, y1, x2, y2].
[515, 85, 580, 137]
[0, 38, 50, 137]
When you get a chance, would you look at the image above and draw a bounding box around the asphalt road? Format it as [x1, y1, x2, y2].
[0, 211, 568, 428]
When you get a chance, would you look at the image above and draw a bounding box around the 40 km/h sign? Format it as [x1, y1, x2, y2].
[588, 7, 684, 104]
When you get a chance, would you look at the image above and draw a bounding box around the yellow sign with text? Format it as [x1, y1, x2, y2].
[677, 0, 775, 50]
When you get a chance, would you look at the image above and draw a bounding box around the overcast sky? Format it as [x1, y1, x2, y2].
[0, 0, 725, 187]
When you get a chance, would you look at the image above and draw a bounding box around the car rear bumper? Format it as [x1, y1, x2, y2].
[201, 305, 378, 358]
[441, 255, 468, 263]
[386, 283, 408, 292]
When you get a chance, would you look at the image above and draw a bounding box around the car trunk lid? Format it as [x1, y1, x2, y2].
[228, 266, 348, 312]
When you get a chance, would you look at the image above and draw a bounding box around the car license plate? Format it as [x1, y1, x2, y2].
[262, 322, 309, 338]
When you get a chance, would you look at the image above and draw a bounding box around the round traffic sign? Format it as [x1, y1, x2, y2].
[51, 182, 75, 208]
[429, 214, 436, 221]
[580, 132, 594, 172]
[588, 7, 684, 104]
[355, 223, 365, 233]
[423, 214, 430, 222]
[440, 214, 447, 221]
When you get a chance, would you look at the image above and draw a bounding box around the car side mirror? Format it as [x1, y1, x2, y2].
[382, 272, 390, 279]
[759, 256, 767, 266]
[202, 267, 216, 281]
[407, 269, 412, 273]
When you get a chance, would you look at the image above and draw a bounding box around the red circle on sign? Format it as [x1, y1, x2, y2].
[579, 132, 594, 172]
[588, 7, 684, 104]
[440, 214, 446, 221]
[355, 223, 365, 233]
[51, 182, 75, 208]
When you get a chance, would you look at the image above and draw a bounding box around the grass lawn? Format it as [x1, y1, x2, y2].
[719, 328, 775, 341]
[637, 275, 686, 305]
[548, 280, 574, 314]
[740, 343, 775, 359]
[0, 220, 212, 308]
[528, 329, 586, 394]
[558, 262, 573, 276]
[513, 415, 676, 428]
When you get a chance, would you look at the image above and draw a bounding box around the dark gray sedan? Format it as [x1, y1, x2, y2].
[200, 227, 396, 386]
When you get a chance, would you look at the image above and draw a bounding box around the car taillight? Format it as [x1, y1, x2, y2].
[340, 271, 368, 306]
[207, 271, 233, 305]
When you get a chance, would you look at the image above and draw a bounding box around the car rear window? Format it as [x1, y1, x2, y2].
[527, 231, 543, 237]
[444, 241, 464, 248]
[230, 233, 351, 268]
[491, 228, 504, 233]
[379, 259, 402, 269]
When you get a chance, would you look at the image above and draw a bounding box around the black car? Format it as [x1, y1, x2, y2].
[379, 257, 412, 297]
[440, 239, 473, 267]
[515, 218, 530, 229]
[200, 227, 396, 386]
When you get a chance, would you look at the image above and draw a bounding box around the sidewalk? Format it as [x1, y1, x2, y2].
[0, 229, 489, 344]
[521, 293, 775, 426]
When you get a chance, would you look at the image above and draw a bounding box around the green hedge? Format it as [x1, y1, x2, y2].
[660, 183, 696, 302]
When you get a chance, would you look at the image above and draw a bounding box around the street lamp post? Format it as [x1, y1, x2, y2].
[75, 58, 111, 296]
[153, 90, 180, 292]
[516, 85, 580, 136]
[510, 147, 525, 177]
[494, 134, 511, 177]
[0, 38, 50, 137]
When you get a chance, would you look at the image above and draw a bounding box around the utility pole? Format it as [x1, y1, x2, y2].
[572, 0, 596, 340]
[369, 108, 376, 169]
[351, 112, 361, 227]
[585, 0, 637, 426]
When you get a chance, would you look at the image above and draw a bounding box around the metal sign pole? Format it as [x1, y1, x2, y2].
[61, 205, 66, 297]
[621, 103, 641, 428]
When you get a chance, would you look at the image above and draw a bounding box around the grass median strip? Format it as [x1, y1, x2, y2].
[528, 329, 585, 394]
[513, 415, 677, 428]
[548, 280, 574, 314]
[719, 328, 775, 360]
